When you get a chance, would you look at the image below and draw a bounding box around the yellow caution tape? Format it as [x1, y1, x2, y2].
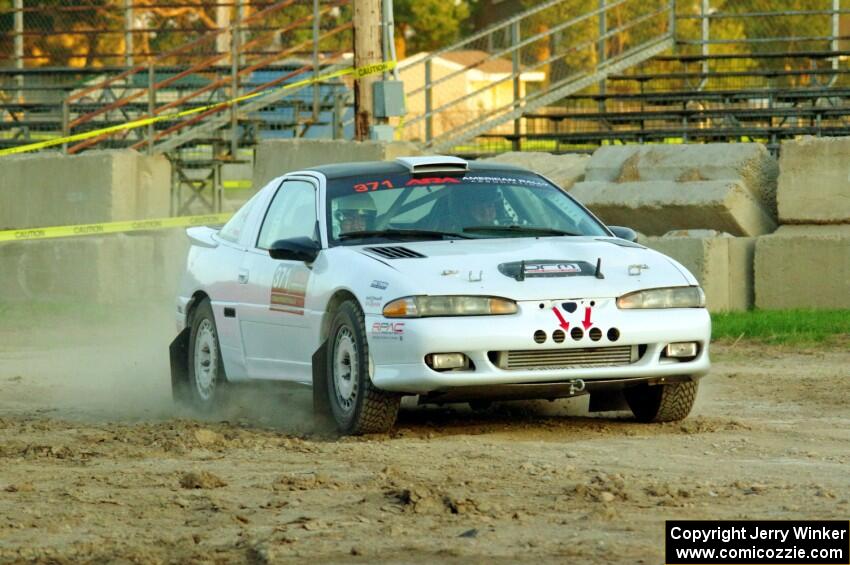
[0, 60, 397, 158]
[0, 213, 233, 243]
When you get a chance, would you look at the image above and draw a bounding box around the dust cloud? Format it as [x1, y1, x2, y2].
[0, 300, 314, 432]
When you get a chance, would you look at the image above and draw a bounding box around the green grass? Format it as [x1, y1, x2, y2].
[712, 309, 850, 344]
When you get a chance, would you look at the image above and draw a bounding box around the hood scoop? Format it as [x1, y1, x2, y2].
[363, 246, 427, 259]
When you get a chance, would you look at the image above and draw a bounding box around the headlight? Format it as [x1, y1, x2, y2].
[383, 295, 518, 318]
[616, 286, 705, 309]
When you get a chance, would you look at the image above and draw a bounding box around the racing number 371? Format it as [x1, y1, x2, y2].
[354, 180, 394, 192]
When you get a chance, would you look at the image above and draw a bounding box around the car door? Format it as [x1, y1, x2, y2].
[238, 178, 320, 382]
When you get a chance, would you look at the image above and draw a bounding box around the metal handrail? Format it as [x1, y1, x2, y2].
[66, 0, 296, 104]
[67, 0, 337, 129]
[427, 34, 673, 148]
[406, 1, 670, 130]
[129, 33, 351, 151]
[404, 0, 633, 99]
[66, 4, 350, 153]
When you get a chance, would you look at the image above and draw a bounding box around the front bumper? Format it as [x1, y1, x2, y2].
[366, 298, 711, 394]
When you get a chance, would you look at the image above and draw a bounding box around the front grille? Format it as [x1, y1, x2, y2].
[363, 246, 426, 259]
[490, 345, 637, 371]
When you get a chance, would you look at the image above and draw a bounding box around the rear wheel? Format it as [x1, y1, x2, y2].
[326, 300, 400, 434]
[184, 298, 227, 412]
[625, 381, 698, 423]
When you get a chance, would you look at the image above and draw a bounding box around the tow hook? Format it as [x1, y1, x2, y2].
[568, 379, 586, 395]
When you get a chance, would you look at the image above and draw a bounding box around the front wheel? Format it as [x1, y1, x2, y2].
[325, 300, 400, 434]
[625, 381, 698, 423]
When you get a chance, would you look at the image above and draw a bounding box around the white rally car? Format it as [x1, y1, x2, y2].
[170, 156, 710, 434]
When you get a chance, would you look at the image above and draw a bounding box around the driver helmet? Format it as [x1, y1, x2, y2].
[334, 192, 378, 234]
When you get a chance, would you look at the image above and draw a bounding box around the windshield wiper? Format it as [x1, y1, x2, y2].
[463, 225, 581, 237]
[339, 228, 472, 241]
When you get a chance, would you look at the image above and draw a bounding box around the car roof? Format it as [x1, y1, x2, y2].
[305, 159, 531, 180]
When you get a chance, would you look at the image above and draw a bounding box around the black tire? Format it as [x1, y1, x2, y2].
[184, 298, 228, 412]
[625, 381, 698, 423]
[325, 300, 400, 434]
[469, 400, 493, 412]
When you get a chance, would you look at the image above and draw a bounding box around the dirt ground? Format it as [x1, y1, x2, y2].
[0, 308, 848, 564]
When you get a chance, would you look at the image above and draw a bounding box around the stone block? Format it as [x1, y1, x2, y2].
[0, 150, 170, 230]
[754, 225, 850, 309]
[252, 139, 423, 190]
[571, 180, 777, 236]
[0, 230, 189, 305]
[584, 144, 778, 214]
[642, 233, 754, 312]
[480, 152, 589, 190]
[777, 136, 850, 224]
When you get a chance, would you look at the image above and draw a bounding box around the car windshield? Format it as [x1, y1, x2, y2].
[325, 170, 608, 245]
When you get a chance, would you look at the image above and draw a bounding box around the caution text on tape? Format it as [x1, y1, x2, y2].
[0, 213, 233, 243]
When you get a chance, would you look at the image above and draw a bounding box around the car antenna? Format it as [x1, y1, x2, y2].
[517, 260, 526, 282]
[595, 258, 605, 279]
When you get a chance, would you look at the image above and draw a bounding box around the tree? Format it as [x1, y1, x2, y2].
[393, 0, 470, 59]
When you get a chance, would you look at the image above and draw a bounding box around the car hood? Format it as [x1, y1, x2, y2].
[354, 237, 693, 300]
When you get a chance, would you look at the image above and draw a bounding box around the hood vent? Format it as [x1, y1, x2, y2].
[364, 246, 427, 259]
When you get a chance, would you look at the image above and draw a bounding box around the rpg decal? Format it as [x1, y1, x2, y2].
[371, 321, 405, 341]
[270, 264, 311, 315]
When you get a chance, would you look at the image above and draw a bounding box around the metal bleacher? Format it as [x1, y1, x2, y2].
[462, 4, 850, 156]
[0, 0, 356, 213]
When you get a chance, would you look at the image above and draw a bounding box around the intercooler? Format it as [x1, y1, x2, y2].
[490, 345, 639, 371]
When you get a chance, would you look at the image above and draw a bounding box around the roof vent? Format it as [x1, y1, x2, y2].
[364, 246, 427, 259]
[395, 156, 469, 176]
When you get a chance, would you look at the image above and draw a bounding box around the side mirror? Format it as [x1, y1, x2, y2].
[269, 237, 321, 263]
[608, 226, 638, 243]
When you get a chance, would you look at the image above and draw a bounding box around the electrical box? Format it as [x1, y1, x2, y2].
[369, 124, 396, 141]
[373, 80, 406, 118]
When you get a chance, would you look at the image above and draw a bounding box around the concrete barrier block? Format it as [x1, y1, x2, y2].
[571, 180, 777, 236]
[0, 230, 189, 305]
[480, 152, 589, 190]
[252, 139, 423, 189]
[0, 150, 170, 230]
[755, 225, 850, 309]
[584, 144, 778, 214]
[778, 136, 850, 223]
[642, 234, 754, 312]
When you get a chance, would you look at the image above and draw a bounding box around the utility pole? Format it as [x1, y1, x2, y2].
[353, 0, 383, 140]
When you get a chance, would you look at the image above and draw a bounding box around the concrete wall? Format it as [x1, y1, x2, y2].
[571, 144, 778, 237]
[585, 144, 778, 214]
[0, 230, 189, 305]
[0, 150, 170, 230]
[777, 136, 850, 224]
[252, 139, 423, 190]
[755, 226, 850, 310]
[572, 179, 776, 237]
[642, 232, 755, 312]
[479, 152, 589, 191]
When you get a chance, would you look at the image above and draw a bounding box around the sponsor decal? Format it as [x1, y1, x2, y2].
[269, 264, 311, 315]
[526, 262, 581, 275]
[463, 175, 548, 187]
[370, 280, 389, 290]
[628, 264, 649, 276]
[405, 177, 461, 186]
[440, 269, 460, 276]
[498, 260, 595, 281]
[371, 321, 405, 341]
[364, 295, 383, 309]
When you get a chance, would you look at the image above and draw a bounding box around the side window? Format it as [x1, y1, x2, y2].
[218, 193, 258, 244]
[257, 180, 318, 250]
